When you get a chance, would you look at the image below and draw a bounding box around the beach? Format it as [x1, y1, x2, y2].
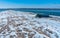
[0, 10, 60, 38]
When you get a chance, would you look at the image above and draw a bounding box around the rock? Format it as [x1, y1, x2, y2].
[35, 14, 50, 18]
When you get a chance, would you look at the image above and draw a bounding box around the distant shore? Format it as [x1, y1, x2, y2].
[1, 8, 60, 10]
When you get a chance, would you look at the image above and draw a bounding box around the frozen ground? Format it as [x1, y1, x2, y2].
[0, 10, 60, 38]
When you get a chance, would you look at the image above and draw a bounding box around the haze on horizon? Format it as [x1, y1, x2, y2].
[0, 0, 60, 8]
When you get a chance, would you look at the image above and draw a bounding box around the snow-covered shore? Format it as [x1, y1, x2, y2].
[0, 10, 60, 38]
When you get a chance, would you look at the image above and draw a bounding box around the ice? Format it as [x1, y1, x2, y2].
[0, 10, 60, 38]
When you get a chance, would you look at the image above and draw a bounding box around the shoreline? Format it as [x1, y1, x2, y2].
[0, 10, 60, 38]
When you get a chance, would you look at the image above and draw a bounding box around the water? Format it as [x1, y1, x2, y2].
[18, 9, 60, 16]
[0, 8, 60, 16]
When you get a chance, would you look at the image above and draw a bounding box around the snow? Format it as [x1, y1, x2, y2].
[0, 10, 60, 38]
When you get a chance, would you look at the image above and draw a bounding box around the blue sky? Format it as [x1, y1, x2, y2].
[0, 0, 60, 8]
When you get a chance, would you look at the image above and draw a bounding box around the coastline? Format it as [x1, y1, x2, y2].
[0, 10, 60, 38]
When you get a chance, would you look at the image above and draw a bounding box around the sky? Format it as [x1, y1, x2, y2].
[0, 0, 60, 8]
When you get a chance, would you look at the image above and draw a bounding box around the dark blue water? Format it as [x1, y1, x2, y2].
[15, 9, 60, 16]
[0, 9, 60, 16]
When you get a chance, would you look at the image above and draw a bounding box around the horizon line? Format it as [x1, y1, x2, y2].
[0, 8, 60, 10]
